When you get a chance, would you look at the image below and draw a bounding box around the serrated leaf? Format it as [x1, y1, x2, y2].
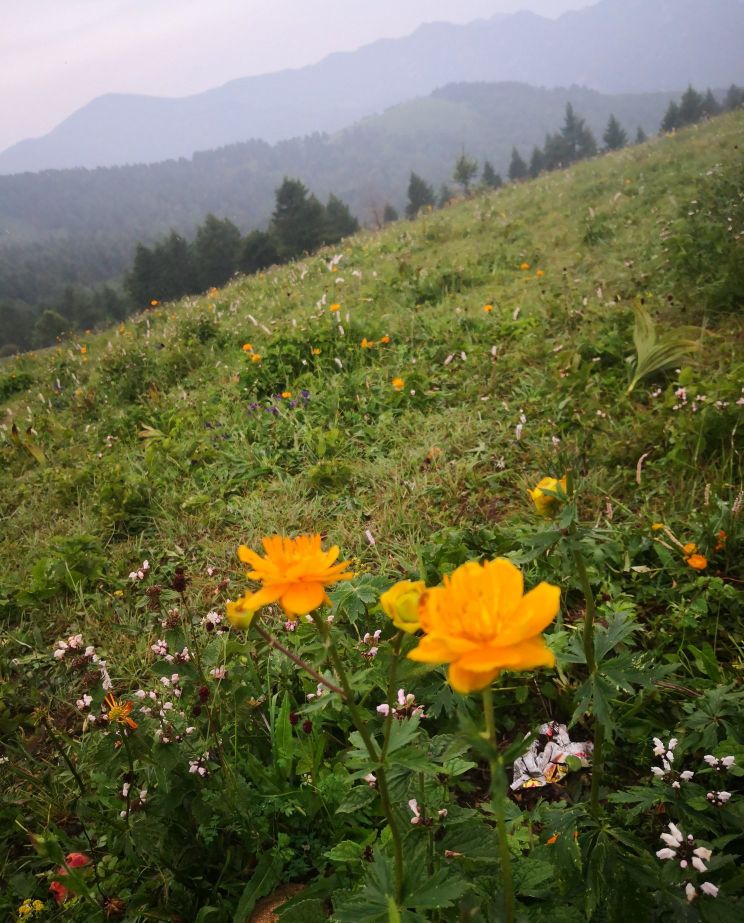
[326, 840, 365, 863]
[405, 868, 468, 909]
[336, 784, 376, 814]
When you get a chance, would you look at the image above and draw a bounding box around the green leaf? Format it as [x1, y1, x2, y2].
[626, 301, 700, 394]
[273, 693, 294, 779]
[336, 784, 376, 814]
[326, 840, 366, 863]
[514, 858, 554, 898]
[594, 612, 638, 662]
[405, 868, 468, 909]
[232, 853, 284, 923]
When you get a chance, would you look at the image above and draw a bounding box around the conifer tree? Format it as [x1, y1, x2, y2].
[508, 147, 528, 182]
[661, 101, 681, 133]
[157, 231, 197, 301]
[437, 184, 453, 209]
[127, 242, 159, 305]
[382, 204, 399, 224]
[240, 230, 281, 275]
[560, 103, 597, 161]
[635, 126, 648, 145]
[481, 160, 502, 189]
[271, 178, 325, 259]
[193, 214, 242, 290]
[453, 153, 478, 195]
[603, 114, 628, 151]
[323, 194, 359, 243]
[678, 85, 705, 126]
[405, 172, 435, 218]
[724, 84, 744, 111]
[702, 89, 720, 118]
[529, 146, 545, 178]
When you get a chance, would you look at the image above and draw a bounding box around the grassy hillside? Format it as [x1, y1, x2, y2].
[1, 113, 743, 920]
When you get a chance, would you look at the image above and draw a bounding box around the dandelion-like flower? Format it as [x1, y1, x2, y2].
[528, 475, 568, 517]
[103, 693, 138, 729]
[685, 553, 707, 570]
[391, 377, 405, 392]
[408, 558, 559, 693]
[227, 535, 353, 625]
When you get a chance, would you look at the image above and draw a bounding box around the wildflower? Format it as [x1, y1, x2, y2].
[363, 772, 377, 787]
[682, 542, 697, 555]
[281, 391, 292, 399]
[228, 534, 353, 620]
[250, 353, 262, 363]
[685, 554, 708, 570]
[483, 304, 494, 312]
[103, 693, 138, 729]
[209, 666, 227, 680]
[360, 337, 375, 349]
[408, 799, 422, 825]
[408, 558, 559, 693]
[520, 262, 530, 270]
[379, 335, 391, 344]
[703, 754, 735, 770]
[528, 475, 568, 517]
[329, 303, 340, 312]
[17, 899, 46, 917]
[651, 522, 664, 531]
[706, 790, 731, 806]
[380, 579, 425, 634]
[311, 347, 321, 355]
[714, 530, 727, 552]
[242, 343, 253, 352]
[536, 269, 545, 277]
[49, 853, 91, 904]
[392, 377, 405, 391]
[150, 300, 159, 307]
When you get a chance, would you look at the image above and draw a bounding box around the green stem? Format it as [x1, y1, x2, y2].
[482, 686, 515, 923]
[569, 524, 603, 815]
[315, 615, 404, 905]
[254, 623, 344, 697]
[380, 632, 403, 765]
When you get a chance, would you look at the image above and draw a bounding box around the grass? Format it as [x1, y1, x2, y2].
[1, 112, 743, 921]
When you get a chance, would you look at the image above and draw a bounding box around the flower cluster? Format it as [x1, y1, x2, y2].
[656, 823, 718, 901]
[408, 798, 447, 826]
[358, 629, 382, 659]
[650, 737, 695, 789]
[377, 689, 425, 720]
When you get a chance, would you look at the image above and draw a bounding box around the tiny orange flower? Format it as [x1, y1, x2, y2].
[520, 262, 531, 271]
[651, 522, 664, 531]
[685, 554, 707, 570]
[483, 304, 494, 313]
[536, 269, 545, 278]
[250, 353, 262, 363]
[360, 337, 375, 349]
[104, 693, 137, 729]
[80, 346, 87, 354]
[392, 377, 405, 391]
[312, 347, 321, 355]
[714, 530, 727, 552]
[379, 335, 391, 344]
[329, 303, 341, 312]
[150, 299, 159, 307]
[281, 391, 292, 399]
[682, 542, 697, 556]
[546, 834, 560, 845]
[242, 343, 254, 352]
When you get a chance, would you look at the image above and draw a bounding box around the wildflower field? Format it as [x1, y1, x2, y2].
[1, 111, 743, 921]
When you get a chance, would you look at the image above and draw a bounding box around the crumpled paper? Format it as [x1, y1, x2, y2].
[511, 721, 593, 790]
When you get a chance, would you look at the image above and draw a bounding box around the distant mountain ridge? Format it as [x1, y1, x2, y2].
[1, 0, 743, 174]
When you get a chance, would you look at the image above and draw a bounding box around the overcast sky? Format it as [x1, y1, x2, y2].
[0, 0, 594, 153]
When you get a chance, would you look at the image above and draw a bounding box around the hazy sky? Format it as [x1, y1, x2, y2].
[0, 0, 594, 153]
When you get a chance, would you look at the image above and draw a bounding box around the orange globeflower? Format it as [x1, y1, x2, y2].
[312, 347, 321, 355]
[281, 391, 292, 399]
[536, 269, 545, 278]
[242, 343, 253, 352]
[379, 335, 391, 344]
[392, 377, 405, 391]
[250, 353, 262, 363]
[483, 304, 494, 313]
[228, 535, 354, 623]
[685, 554, 707, 570]
[408, 558, 559, 693]
[520, 262, 531, 271]
[528, 475, 568, 517]
[104, 693, 137, 729]
[329, 303, 341, 312]
[150, 299, 159, 307]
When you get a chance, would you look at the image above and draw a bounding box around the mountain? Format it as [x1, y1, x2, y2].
[1, 0, 743, 175]
[0, 81, 682, 310]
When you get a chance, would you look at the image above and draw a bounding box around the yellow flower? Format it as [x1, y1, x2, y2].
[312, 347, 321, 355]
[483, 304, 494, 312]
[682, 542, 697, 555]
[281, 391, 292, 399]
[536, 269, 545, 278]
[392, 377, 405, 392]
[380, 580, 426, 634]
[651, 522, 664, 531]
[408, 558, 559, 693]
[231, 535, 354, 617]
[685, 554, 707, 570]
[226, 595, 259, 629]
[242, 343, 254, 352]
[360, 337, 375, 349]
[379, 335, 391, 344]
[520, 262, 531, 271]
[329, 303, 341, 312]
[528, 476, 568, 517]
[80, 346, 87, 355]
[104, 693, 137, 729]
[250, 353, 262, 363]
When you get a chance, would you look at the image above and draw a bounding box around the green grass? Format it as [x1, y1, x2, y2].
[1, 112, 743, 921]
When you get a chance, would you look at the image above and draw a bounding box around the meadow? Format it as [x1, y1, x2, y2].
[1, 111, 743, 921]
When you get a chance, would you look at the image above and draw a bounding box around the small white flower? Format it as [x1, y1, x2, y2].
[700, 882, 719, 897]
[376, 704, 390, 716]
[408, 798, 421, 824]
[685, 882, 697, 902]
[656, 848, 676, 860]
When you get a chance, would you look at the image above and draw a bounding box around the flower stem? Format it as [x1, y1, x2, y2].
[569, 524, 603, 815]
[315, 614, 404, 905]
[482, 686, 515, 923]
[254, 623, 345, 697]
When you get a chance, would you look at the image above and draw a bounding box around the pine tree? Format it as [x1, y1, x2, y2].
[157, 231, 197, 300]
[240, 230, 281, 275]
[323, 194, 359, 244]
[405, 172, 435, 218]
[33, 309, 68, 347]
[529, 146, 545, 178]
[508, 147, 528, 182]
[635, 126, 648, 145]
[453, 153, 478, 195]
[678, 85, 705, 126]
[542, 133, 571, 171]
[661, 101, 681, 133]
[724, 84, 744, 111]
[702, 89, 720, 118]
[382, 204, 399, 224]
[271, 178, 326, 259]
[437, 184, 453, 209]
[481, 160, 502, 189]
[603, 114, 628, 151]
[127, 243, 159, 305]
[193, 214, 242, 290]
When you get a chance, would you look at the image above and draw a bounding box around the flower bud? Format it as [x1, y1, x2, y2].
[380, 580, 426, 634]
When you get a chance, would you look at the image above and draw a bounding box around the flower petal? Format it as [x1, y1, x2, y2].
[279, 581, 328, 615]
[456, 636, 555, 672]
[408, 634, 477, 664]
[499, 582, 560, 645]
[447, 661, 500, 694]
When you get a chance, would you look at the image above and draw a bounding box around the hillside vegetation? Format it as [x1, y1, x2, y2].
[1, 112, 743, 921]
